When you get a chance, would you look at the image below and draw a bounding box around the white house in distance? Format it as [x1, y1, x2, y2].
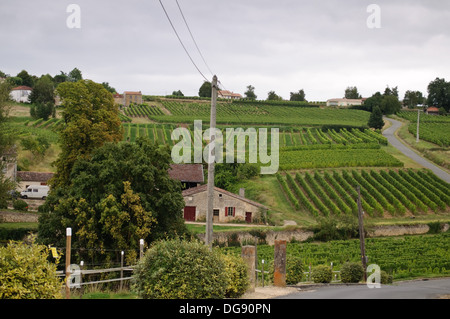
[10, 86, 33, 103]
[218, 90, 243, 100]
[326, 98, 366, 107]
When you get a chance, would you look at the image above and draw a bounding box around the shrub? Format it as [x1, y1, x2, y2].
[286, 257, 304, 285]
[340, 262, 364, 283]
[132, 239, 228, 299]
[312, 265, 332, 283]
[380, 271, 393, 284]
[13, 199, 28, 212]
[0, 239, 62, 299]
[222, 254, 249, 298]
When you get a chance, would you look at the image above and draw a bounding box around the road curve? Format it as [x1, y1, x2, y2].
[383, 117, 450, 184]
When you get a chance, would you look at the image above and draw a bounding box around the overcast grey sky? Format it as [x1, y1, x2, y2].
[1, 0, 449, 101]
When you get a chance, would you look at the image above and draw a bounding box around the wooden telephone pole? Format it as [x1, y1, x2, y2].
[205, 75, 218, 247]
[357, 186, 367, 281]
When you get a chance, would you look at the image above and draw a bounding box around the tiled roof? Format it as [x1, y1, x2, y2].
[169, 164, 204, 183]
[12, 86, 33, 91]
[182, 184, 268, 210]
[17, 171, 54, 182]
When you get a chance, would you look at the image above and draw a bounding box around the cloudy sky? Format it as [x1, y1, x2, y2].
[1, 0, 449, 101]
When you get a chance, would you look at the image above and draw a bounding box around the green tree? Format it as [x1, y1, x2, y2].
[427, 77, 450, 112]
[244, 85, 257, 100]
[199, 81, 212, 98]
[101, 82, 116, 94]
[29, 75, 55, 120]
[68, 67, 83, 82]
[50, 80, 123, 189]
[16, 70, 34, 87]
[267, 91, 282, 101]
[368, 106, 385, 130]
[345, 86, 362, 99]
[38, 138, 188, 263]
[380, 95, 401, 115]
[290, 89, 306, 101]
[403, 90, 424, 108]
[172, 90, 184, 97]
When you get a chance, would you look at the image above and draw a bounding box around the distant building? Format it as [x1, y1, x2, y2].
[181, 185, 267, 223]
[113, 93, 124, 106]
[168, 164, 204, 190]
[426, 107, 440, 115]
[218, 90, 242, 100]
[16, 171, 54, 191]
[326, 98, 366, 107]
[10, 86, 33, 103]
[123, 91, 143, 106]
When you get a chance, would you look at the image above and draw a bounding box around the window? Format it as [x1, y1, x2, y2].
[225, 207, 235, 217]
[33, 189, 38, 192]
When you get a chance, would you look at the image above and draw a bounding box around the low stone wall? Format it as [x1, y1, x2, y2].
[196, 223, 449, 246]
[0, 211, 39, 223]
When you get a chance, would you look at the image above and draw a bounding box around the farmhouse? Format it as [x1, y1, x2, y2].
[123, 91, 143, 107]
[168, 164, 204, 190]
[218, 90, 243, 100]
[326, 98, 365, 107]
[182, 184, 268, 224]
[426, 107, 440, 115]
[10, 86, 33, 103]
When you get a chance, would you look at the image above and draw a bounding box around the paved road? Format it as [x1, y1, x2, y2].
[279, 278, 450, 299]
[383, 117, 450, 184]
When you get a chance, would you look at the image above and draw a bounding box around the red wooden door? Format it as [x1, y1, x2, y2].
[245, 212, 252, 223]
[184, 206, 196, 222]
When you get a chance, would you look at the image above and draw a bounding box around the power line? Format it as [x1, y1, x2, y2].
[175, 0, 214, 77]
[158, 0, 209, 82]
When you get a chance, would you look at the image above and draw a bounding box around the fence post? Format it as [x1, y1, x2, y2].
[65, 227, 72, 300]
[140, 239, 144, 260]
[274, 240, 286, 287]
[120, 251, 124, 291]
[79, 261, 84, 299]
[241, 245, 256, 292]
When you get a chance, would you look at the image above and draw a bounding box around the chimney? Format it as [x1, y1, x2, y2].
[239, 188, 245, 198]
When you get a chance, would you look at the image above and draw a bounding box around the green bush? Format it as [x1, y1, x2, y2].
[286, 257, 304, 285]
[340, 262, 364, 283]
[222, 253, 249, 298]
[312, 265, 332, 283]
[380, 271, 393, 284]
[132, 239, 229, 299]
[0, 239, 62, 299]
[13, 199, 28, 212]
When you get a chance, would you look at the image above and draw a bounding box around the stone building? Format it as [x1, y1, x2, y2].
[182, 185, 268, 224]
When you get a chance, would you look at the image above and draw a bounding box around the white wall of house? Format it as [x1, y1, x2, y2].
[10, 89, 32, 103]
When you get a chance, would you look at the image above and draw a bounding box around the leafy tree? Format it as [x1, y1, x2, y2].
[199, 81, 212, 98]
[403, 90, 424, 108]
[29, 75, 55, 120]
[172, 90, 184, 97]
[38, 138, 188, 264]
[380, 95, 401, 115]
[427, 77, 450, 112]
[101, 82, 116, 94]
[244, 85, 257, 100]
[384, 86, 399, 98]
[345, 86, 362, 99]
[53, 71, 68, 86]
[68, 67, 83, 82]
[267, 90, 282, 101]
[290, 89, 306, 101]
[20, 135, 50, 159]
[368, 106, 384, 130]
[16, 70, 34, 87]
[50, 80, 123, 189]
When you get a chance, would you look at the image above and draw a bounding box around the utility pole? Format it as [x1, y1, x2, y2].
[416, 109, 420, 143]
[205, 75, 218, 248]
[356, 186, 367, 282]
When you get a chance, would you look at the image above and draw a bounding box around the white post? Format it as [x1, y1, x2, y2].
[65, 227, 72, 300]
[205, 75, 218, 248]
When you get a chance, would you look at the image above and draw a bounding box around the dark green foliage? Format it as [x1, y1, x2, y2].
[312, 265, 332, 283]
[340, 262, 364, 283]
[368, 106, 384, 130]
